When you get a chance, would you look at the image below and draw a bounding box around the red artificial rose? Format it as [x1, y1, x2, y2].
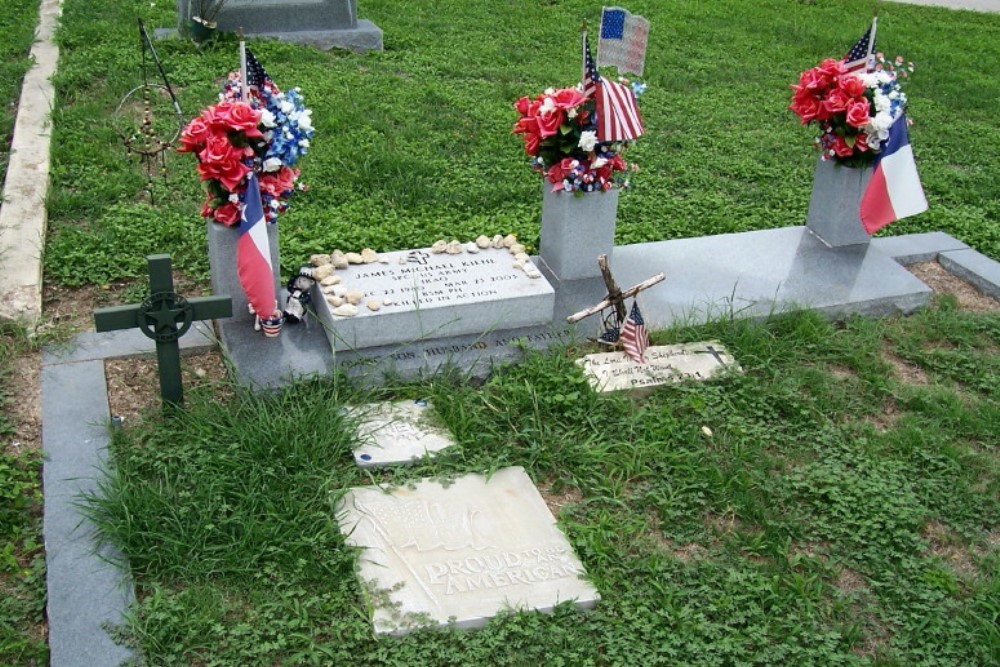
[260, 167, 298, 197]
[522, 131, 540, 156]
[198, 132, 243, 172]
[212, 101, 264, 138]
[606, 155, 627, 172]
[200, 197, 216, 219]
[838, 73, 867, 98]
[535, 107, 564, 138]
[213, 201, 241, 226]
[545, 157, 578, 184]
[551, 87, 585, 111]
[822, 87, 851, 115]
[789, 89, 821, 123]
[514, 96, 538, 117]
[178, 116, 211, 153]
[513, 115, 540, 137]
[845, 99, 870, 128]
[853, 131, 869, 153]
[817, 58, 847, 80]
[198, 157, 251, 192]
[831, 135, 854, 158]
[797, 67, 829, 92]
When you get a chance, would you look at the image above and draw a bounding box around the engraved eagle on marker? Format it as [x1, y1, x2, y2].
[357, 499, 493, 552]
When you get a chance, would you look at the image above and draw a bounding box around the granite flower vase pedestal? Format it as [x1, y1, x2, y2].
[805, 156, 874, 248]
[206, 220, 281, 324]
[539, 184, 619, 281]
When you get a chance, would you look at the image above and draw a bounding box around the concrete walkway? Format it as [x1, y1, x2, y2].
[41, 323, 216, 667]
[884, 0, 1000, 10]
[0, 0, 61, 325]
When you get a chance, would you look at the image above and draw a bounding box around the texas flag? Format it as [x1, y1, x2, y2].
[237, 173, 277, 319]
[859, 114, 928, 234]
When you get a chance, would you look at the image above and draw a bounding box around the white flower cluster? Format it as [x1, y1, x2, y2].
[860, 69, 908, 152]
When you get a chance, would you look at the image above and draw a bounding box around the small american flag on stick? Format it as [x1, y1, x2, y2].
[620, 301, 648, 364]
[582, 26, 644, 142]
[245, 48, 272, 90]
[582, 30, 601, 100]
[597, 77, 644, 142]
[843, 17, 877, 73]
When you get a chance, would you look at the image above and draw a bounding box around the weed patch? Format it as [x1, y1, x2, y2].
[78, 303, 1000, 666]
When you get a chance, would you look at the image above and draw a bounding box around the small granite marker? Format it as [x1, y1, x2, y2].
[349, 399, 455, 467]
[94, 254, 231, 405]
[577, 341, 739, 392]
[336, 466, 599, 634]
[312, 245, 554, 351]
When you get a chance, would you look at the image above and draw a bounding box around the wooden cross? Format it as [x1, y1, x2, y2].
[94, 254, 232, 407]
[567, 254, 664, 347]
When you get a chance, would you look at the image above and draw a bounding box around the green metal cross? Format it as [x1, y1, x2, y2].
[94, 254, 232, 406]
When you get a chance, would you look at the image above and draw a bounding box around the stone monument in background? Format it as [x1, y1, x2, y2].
[176, 0, 383, 52]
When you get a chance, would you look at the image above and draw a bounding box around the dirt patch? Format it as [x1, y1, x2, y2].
[908, 261, 1000, 313]
[827, 364, 857, 380]
[105, 350, 230, 425]
[537, 480, 583, 518]
[41, 283, 122, 336]
[40, 272, 211, 338]
[867, 395, 902, 432]
[882, 348, 930, 385]
[704, 509, 740, 535]
[668, 542, 710, 562]
[836, 567, 870, 596]
[3, 348, 41, 456]
[923, 520, 982, 582]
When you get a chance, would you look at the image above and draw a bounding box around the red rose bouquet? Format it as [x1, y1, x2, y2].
[513, 84, 641, 193]
[179, 71, 313, 226]
[789, 54, 913, 166]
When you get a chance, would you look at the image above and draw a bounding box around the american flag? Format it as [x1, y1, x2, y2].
[237, 172, 278, 322]
[597, 7, 650, 77]
[620, 301, 648, 364]
[843, 18, 877, 73]
[599, 326, 620, 344]
[584, 27, 644, 142]
[597, 76, 644, 142]
[582, 31, 601, 99]
[245, 48, 272, 90]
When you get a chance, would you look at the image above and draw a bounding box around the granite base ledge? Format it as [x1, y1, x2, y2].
[939, 248, 1000, 300]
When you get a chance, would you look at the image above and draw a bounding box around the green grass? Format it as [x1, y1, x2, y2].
[0, 0, 41, 184]
[42, 0, 1000, 290]
[85, 300, 1000, 666]
[0, 325, 47, 667]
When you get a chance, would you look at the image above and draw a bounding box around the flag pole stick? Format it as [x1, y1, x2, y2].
[867, 15, 878, 67]
[239, 35, 247, 101]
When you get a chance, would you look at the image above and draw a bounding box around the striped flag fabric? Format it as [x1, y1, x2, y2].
[582, 31, 601, 99]
[620, 301, 649, 364]
[843, 18, 877, 73]
[859, 113, 928, 234]
[237, 173, 278, 320]
[597, 7, 650, 76]
[245, 48, 272, 90]
[596, 76, 644, 142]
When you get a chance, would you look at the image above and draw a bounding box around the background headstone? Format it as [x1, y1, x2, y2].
[176, 0, 383, 52]
[336, 466, 600, 634]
